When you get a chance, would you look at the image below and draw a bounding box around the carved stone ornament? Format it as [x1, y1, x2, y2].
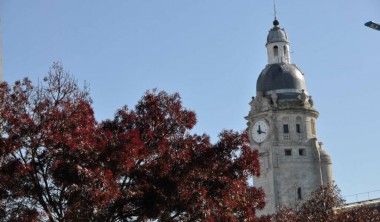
[308, 96, 314, 107]
[249, 97, 256, 113]
[261, 97, 271, 111]
[298, 89, 309, 107]
[271, 93, 278, 107]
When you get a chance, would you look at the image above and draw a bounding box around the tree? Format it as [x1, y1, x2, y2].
[0, 63, 118, 221]
[96, 90, 265, 221]
[261, 184, 380, 222]
[296, 184, 344, 222]
[0, 63, 265, 221]
[336, 205, 380, 222]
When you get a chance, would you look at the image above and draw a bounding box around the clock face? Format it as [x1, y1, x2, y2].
[251, 120, 269, 143]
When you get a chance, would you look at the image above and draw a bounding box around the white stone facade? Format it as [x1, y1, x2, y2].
[246, 20, 333, 216]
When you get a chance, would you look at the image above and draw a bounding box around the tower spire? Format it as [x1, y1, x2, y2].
[273, 0, 277, 20]
[272, 0, 280, 27]
[266, 19, 290, 64]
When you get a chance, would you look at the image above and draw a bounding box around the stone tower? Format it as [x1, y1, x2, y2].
[245, 19, 333, 216]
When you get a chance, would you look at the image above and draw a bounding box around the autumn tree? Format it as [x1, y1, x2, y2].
[261, 184, 380, 222]
[0, 63, 265, 221]
[0, 63, 118, 221]
[336, 205, 380, 222]
[295, 184, 344, 222]
[96, 90, 265, 221]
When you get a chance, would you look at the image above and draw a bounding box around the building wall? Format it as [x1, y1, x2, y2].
[248, 103, 332, 216]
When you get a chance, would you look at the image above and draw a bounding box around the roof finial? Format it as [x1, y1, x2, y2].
[273, 0, 279, 27]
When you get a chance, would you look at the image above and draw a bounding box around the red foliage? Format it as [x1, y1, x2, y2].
[0, 63, 118, 221]
[0, 64, 264, 221]
[261, 184, 380, 222]
[97, 90, 265, 221]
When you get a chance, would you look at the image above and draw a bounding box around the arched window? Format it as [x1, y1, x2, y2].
[297, 187, 302, 200]
[273, 45, 279, 56]
[296, 117, 302, 133]
[282, 117, 289, 134]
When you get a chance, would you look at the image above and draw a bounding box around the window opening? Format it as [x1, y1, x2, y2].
[299, 149, 306, 156]
[297, 187, 302, 200]
[285, 149, 292, 156]
[283, 124, 289, 134]
[296, 124, 301, 133]
[273, 46, 279, 56]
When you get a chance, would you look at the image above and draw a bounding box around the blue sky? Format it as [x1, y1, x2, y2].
[1, 0, 380, 201]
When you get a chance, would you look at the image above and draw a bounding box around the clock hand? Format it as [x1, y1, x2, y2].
[257, 129, 263, 134]
[257, 125, 262, 134]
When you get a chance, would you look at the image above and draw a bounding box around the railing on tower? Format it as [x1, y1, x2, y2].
[283, 133, 306, 141]
[344, 190, 380, 204]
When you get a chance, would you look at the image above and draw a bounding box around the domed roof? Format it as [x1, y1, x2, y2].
[257, 63, 307, 96]
[266, 20, 289, 44]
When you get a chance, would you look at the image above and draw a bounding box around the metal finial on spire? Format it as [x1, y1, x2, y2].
[272, 0, 279, 27]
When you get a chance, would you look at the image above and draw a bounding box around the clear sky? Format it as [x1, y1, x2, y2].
[1, 0, 380, 202]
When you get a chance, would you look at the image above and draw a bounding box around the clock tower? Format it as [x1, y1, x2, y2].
[246, 19, 333, 215]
